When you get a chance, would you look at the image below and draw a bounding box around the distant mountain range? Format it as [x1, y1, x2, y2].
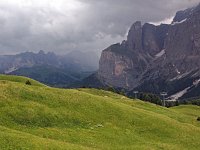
[0, 50, 99, 87]
[80, 4, 200, 100]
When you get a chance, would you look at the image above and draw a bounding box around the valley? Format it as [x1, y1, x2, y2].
[0, 1, 200, 150]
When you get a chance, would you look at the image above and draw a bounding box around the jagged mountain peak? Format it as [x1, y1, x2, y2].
[172, 3, 200, 23]
[93, 3, 200, 100]
[129, 21, 142, 30]
[38, 50, 45, 55]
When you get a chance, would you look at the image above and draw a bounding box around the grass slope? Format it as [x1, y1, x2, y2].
[0, 74, 44, 87]
[0, 75, 200, 150]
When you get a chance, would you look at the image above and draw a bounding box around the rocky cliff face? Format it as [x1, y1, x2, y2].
[98, 21, 169, 89]
[97, 4, 200, 99]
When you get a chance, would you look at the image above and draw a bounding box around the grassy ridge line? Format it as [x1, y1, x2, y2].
[79, 89, 200, 127]
[0, 74, 45, 87]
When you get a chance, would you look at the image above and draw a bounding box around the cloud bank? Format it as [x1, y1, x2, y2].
[0, 0, 199, 55]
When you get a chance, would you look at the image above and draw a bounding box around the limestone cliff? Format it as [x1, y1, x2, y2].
[98, 21, 169, 89]
[96, 4, 200, 99]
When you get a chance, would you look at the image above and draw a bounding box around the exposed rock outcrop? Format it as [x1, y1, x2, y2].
[98, 21, 169, 89]
[96, 4, 200, 99]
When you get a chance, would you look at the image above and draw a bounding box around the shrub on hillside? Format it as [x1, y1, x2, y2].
[179, 99, 200, 106]
[165, 101, 180, 108]
[25, 80, 32, 85]
[118, 89, 126, 96]
[106, 87, 116, 93]
[138, 93, 162, 105]
[197, 117, 200, 121]
[189, 100, 200, 106]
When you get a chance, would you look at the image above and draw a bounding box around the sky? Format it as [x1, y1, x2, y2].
[0, 0, 199, 55]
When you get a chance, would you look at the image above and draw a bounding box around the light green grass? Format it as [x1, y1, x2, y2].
[0, 75, 199, 150]
[0, 74, 45, 87]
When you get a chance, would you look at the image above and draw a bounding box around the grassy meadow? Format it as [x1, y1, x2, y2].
[0, 74, 199, 150]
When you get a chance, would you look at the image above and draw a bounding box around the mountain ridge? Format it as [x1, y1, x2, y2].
[82, 4, 200, 100]
[0, 50, 98, 87]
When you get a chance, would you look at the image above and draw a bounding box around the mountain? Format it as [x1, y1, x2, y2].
[0, 74, 200, 149]
[9, 65, 79, 87]
[0, 50, 98, 87]
[0, 50, 60, 74]
[83, 4, 200, 100]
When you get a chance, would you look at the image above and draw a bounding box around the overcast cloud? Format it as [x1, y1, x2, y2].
[0, 0, 199, 55]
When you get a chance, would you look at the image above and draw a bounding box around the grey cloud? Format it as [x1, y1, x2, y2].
[0, 0, 199, 55]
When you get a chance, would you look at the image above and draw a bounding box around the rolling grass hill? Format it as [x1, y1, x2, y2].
[0, 74, 200, 150]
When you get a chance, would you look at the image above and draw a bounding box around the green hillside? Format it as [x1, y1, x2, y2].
[0, 75, 200, 150]
[0, 74, 45, 87]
